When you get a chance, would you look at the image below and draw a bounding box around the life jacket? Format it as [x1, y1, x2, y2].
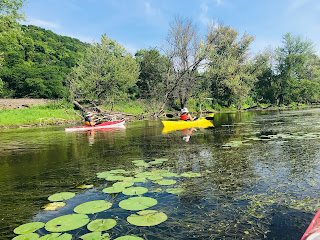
[180, 114, 188, 120]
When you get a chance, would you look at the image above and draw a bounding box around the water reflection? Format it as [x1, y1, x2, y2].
[1, 108, 320, 239]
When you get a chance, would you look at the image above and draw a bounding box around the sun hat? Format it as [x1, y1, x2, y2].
[181, 108, 189, 113]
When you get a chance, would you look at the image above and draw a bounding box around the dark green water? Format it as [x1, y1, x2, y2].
[1, 108, 320, 239]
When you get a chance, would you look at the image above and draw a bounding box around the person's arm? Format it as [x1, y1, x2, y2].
[188, 113, 194, 121]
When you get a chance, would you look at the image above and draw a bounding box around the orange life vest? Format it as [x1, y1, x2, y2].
[180, 114, 188, 120]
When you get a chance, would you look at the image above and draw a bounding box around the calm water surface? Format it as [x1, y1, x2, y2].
[1, 108, 320, 239]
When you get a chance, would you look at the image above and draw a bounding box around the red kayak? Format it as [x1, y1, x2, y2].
[65, 120, 125, 132]
[301, 209, 320, 240]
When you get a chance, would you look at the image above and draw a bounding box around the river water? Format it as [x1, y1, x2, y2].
[1, 108, 320, 239]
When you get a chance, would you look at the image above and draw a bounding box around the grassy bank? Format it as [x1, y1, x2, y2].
[0, 102, 81, 127]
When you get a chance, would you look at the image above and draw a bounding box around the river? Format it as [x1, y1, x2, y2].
[1, 108, 320, 239]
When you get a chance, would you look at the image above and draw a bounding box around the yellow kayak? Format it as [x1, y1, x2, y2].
[162, 118, 214, 134]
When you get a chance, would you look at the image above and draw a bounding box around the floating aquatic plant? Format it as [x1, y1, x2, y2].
[113, 181, 134, 188]
[157, 179, 176, 185]
[39, 233, 72, 240]
[45, 214, 89, 232]
[80, 232, 110, 240]
[13, 233, 40, 240]
[87, 219, 117, 232]
[166, 188, 185, 194]
[105, 175, 125, 181]
[76, 184, 94, 189]
[127, 210, 167, 226]
[102, 186, 126, 194]
[162, 172, 178, 178]
[74, 200, 112, 214]
[122, 187, 148, 195]
[180, 172, 201, 178]
[14, 222, 45, 235]
[43, 202, 66, 211]
[114, 236, 143, 240]
[119, 197, 157, 211]
[48, 192, 75, 202]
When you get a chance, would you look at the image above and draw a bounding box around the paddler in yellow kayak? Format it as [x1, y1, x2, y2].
[180, 108, 195, 121]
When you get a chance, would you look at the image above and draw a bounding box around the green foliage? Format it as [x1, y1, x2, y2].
[206, 24, 255, 109]
[135, 48, 169, 100]
[70, 34, 140, 101]
[274, 33, 316, 104]
[0, 24, 87, 98]
[0, 102, 80, 126]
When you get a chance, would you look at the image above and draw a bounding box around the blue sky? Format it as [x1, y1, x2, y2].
[21, 0, 320, 55]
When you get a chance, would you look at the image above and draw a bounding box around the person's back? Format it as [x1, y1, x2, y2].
[84, 112, 95, 126]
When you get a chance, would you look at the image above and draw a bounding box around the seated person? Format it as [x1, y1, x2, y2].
[180, 108, 194, 121]
[84, 112, 95, 126]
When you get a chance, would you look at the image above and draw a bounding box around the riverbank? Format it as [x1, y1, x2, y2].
[1, 98, 320, 129]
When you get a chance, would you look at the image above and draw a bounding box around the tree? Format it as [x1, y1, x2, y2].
[206, 23, 255, 109]
[251, 49, 275, 104]
[158, 16, 214, 113]
[135, 48, 169, 100]
[0, 0, 25, 59]
[274, 33, 314, 104]
[70, 34, 140, 103]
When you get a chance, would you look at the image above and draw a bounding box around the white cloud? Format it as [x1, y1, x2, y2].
[144, 1, 162, 17]
[286, 0, 310, 12]
[22, 18, 60, 29]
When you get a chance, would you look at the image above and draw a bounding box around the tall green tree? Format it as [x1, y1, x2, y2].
[0, 0, 25, 96]
[251, 49, 275, 104]
[135, 48, 169, 100]
[70, 34, 140, 103]
[274, 33, 314, 104]
[206, 24, 255, 109]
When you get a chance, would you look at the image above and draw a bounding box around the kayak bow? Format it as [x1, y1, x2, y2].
[65, 120, 125, 131]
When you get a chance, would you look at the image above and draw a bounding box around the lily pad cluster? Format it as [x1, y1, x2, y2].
[13, 157, 204, 239]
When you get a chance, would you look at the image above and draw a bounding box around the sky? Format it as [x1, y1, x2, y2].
[21, 0, 320, 55]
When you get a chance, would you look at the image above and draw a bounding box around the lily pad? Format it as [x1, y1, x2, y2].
[155, 158, 169, 162]
[48, 192, 75, 202]
[13, 233, 40, 240]
[162, 172, 178, 178]
[87, 219, 117, 232]
[148, 161, 162, 165]
[119, 197, 157, 211]
[45, 214, 89, 232]
[105, 175, 125, 181]
[166, 188, 185, 194]
[39, 233, 72, 240]
[180, 172, 201, 178]
[135, 172, 154, 178]
[74, 200, 112, 214]
[147, 175, 163, 181]
[122, 187, 148, 195]
[127, 178, 146, 183]
[134, 162, 150, 167]
[43, 202, 66, 211]
[127, 210, 167, 226]
[80, 232, 110, 240]
[109, 169, 129, 174]
[77, 184, 94, 189]
[96, 172, 114, 178]
[103, 186, 125, 194]
[14, 222, 45, 234]
[114, 236, 144, 240]
[157, 179, 176, 185]
[113, 181, 134, 188]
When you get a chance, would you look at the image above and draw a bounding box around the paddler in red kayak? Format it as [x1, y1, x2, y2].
[84, 112, 96, 126]
[180, 108, 195, 121]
